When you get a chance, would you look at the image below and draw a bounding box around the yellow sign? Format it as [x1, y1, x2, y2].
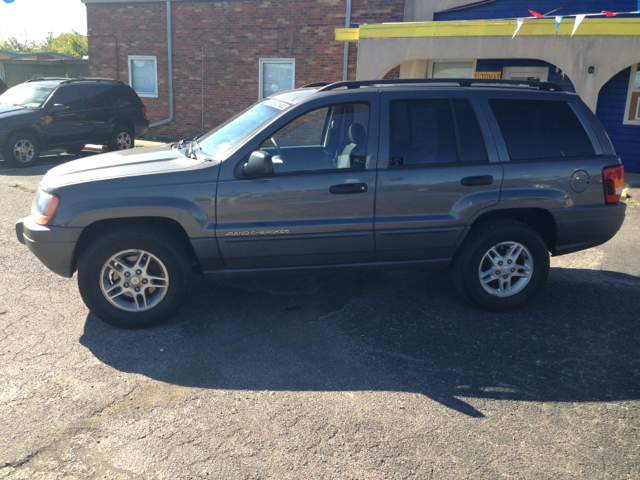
[474, 72, 502, 79]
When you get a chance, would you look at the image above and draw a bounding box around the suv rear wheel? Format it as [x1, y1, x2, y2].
[3, 131, 40, 168]
[108, 126, 134, 151]
[452, 219, 550, 311]
[78, 227, 192, 328]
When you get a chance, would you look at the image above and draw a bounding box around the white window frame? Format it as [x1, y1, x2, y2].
[128, 55, 158, 98]
[502, 66, 549, 82]
[259, 58, 295, 100]
[428, 59, 477, 79]
[623, 63, 640, 126]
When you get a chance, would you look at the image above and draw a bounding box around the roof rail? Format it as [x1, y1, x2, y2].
[302, 81, 334, 88]
[316, 78, 563, 92]
[25, 77, 69, 83]
[62, 77, 122, 84]
[24, 77, 123, 85]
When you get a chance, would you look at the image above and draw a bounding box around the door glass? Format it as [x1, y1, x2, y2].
[452, 99, 488, 163]
[389, 99, 457, 166]
[259, 103, 370, 173]
[82, 86, 106, 109]
[432, 62, 474, 78]
[50, 87, 83, 111]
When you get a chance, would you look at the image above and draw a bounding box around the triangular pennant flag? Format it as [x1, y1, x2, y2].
[513, 18, 525, 38]
[555, 15, 563, 34]
[572, 14, 586, 36]
[528, 9, 544, 18]
[601, 11, 616, 16]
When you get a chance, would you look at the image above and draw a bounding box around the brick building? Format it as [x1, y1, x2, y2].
[81, 0, 404, 138]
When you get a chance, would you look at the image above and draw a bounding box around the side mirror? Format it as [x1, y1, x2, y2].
[50, 103, 66, 113]
[243, 150, 274, 177]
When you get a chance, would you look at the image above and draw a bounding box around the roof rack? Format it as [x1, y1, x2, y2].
[25, 77, 69, 83]
[302, 81, 334, 88]
[62, 78, 123, 85]
[316, 78, 563, 92]
[24, 77, 123, 85]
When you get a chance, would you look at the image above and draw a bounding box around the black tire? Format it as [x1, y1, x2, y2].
[452, 219, 550, 311]
[108, 125, 134, 152]
[77, 227, 192, 328]
[2, 131, 40, 168]
[65, 145, 85, 156]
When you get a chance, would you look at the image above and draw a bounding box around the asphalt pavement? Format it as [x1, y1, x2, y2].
[1, 153, 639, 479]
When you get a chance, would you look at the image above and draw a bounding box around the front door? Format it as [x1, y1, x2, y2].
[216, 93, 379, 269]
[44, 86, 87, 147]
[375, 89, 503, 261]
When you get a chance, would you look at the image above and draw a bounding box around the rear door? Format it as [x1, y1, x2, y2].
[375, 89, 503, 262]
[215, 92, 379, 269]
[79, 84, 111, 144]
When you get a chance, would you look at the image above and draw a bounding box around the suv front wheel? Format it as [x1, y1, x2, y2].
[78, 227, 193, 328]
[3, 131, 40, 168]
[452, 219, 550, 311]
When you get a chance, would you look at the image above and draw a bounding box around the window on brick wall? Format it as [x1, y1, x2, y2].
[128, 56, 158, 98]
[624, 63, 640, 126]
[259, 59, 295, 100]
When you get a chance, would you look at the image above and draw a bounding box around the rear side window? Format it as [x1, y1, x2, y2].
[81, 86, 106, 109]
[105, 85, 140, 107]
[489, 99, 596, 160]
[389, 99, 457, 166]
[389, 98, 488, 166]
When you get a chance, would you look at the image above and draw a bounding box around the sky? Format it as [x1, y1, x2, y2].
[0, 0, 87, 44]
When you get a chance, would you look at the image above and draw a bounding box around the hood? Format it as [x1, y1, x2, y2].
[0, 105, 33, 117]
[41, 144, 208, 189]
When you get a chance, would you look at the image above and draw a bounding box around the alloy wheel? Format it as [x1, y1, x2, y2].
[100, 249, 169, 312]
[13, 139, 35, 163]
[116, 131, 132, 150]
[478, 241, 533, 297]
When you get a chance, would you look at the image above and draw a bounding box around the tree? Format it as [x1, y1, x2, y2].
[0, 31, 87, 57]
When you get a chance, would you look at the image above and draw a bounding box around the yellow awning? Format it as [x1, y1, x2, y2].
[336, 17, 640, 43]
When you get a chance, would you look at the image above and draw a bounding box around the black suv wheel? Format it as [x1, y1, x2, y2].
[78, 227, 193, 328]
[3, 131, 40, 168]
[108, 126, 134, 151]
[452, 219, 550, 311]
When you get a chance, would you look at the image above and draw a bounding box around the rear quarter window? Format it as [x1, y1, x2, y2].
[105, 85, 141, 107]
[489, 99, 596, 160]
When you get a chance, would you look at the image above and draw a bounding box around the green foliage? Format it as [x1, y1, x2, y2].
[0, 31, 88, 58]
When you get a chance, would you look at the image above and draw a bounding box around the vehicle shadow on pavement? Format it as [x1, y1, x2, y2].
[80, 267, 640, 418]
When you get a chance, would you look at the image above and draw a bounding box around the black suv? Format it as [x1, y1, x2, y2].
[16, 79, 627, 328]
[0, 78, 149, 168]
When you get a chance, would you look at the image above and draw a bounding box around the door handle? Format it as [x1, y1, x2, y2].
[461, 175, 493, 186]
[330, 183, 368, 194]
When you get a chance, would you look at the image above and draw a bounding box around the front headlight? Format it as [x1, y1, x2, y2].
[31, 187, 59, 225]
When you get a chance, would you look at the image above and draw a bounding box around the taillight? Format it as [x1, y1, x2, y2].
[142, 106, 148, 120]
[602, 165, 624, 204]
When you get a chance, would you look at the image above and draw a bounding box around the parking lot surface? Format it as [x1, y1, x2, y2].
[1, 153, 639, 479]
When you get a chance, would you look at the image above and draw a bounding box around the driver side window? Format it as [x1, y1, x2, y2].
[259, 102, 370, 174]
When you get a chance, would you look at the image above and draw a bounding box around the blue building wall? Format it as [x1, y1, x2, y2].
[596, 67, 640, 173]
[434, 0, 638, 21]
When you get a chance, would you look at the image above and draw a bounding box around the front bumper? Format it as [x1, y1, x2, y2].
[16, 217, 83, 278]
[551, 202, 627, 256]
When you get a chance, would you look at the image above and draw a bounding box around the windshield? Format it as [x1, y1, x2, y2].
[196, 98, 292, 160]
[0, 84, 53, 108]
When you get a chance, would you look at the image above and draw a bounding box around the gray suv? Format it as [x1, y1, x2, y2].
[16, 79, 627, 328]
